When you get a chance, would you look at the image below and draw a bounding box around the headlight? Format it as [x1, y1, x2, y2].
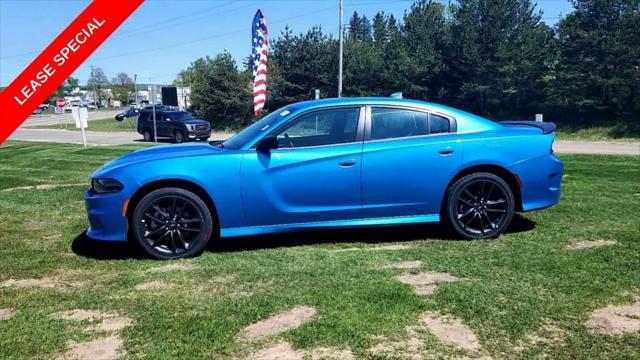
[91, 178, 123, 194]
[186, 124, 195, 131]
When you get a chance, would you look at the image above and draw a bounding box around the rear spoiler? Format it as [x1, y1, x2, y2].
[500, 121, 556, 134]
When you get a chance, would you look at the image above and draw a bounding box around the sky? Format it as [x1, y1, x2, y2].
[0, 0, 573, 87]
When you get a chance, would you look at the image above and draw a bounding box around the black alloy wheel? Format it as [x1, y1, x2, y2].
[446, 172, 514, 239]
[175, 130, 185, 144]
[132, 187, 213, 259]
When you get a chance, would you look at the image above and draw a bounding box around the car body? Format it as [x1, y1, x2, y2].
[31, 106, 44, 115]
[86, 97, 563, 259]
[136, 107, 211, 143]
[115, 107, 140, 121]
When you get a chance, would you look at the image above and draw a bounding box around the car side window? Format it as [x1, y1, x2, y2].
[139, 112, 149, 122]
[370, 107, 428, 140]
[273, 108, 360, 148]
[430, 113, 450, 134]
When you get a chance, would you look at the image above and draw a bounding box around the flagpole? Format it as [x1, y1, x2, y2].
[338, 0, 344, 98]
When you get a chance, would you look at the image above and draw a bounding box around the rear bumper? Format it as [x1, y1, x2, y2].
[85, 190, 128, 242]
[507, 153, 564, 212]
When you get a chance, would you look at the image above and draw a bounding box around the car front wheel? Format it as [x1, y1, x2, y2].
[445, 172, 515, 240]
[143, 130, 154, 142]
[174, 130, 185, 144]
[132, 187, 213, 259]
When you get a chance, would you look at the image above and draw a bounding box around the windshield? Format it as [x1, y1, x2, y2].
[171, 112, 195, 121]
[221, 106, 293, 149]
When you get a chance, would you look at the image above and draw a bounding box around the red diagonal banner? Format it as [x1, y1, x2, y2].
[0, 0, 144, 143]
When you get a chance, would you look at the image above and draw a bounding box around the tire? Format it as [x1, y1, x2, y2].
[444, 172, 515, 240]
[143, 130, 154, 142]
[131, 187, 214, 259]
[174, 130, 185, 144]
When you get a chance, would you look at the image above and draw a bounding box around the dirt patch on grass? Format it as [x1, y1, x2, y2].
[242, 342, 353, 360]
[586, 301, 640, 335]
[56, 336, 123, 360]
[1, 276, 85, 290]
[381, 260, 422, 270]
[239, 305, 317, 341]
[52, 309, 114, 321]
[332, 244, 412, 253]
[368, 332, 424, 360]
[242, 341, 304, 360]
[146, 263, 200, 273]
[134, 281, 174, 291]
[25, 219, 50, 231]
[566, 240, 617, 250]
[52, 309, 134, 360]
[0, 308, 16, 321]
[310, 347, 354, 360]
[2, 183, 86, 192]
[395, 271, 459, 296]
[421, 312, 480, 352]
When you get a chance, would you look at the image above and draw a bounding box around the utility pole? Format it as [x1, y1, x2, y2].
[150, 77, 157, 143]
[338, 0, 344, 97]
[90, 65, 99, 109]
[134, 74, 138, 107]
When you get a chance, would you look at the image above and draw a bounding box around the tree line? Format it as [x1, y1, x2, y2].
[47, 69, 135, 106]
[177, 0, 638, 133]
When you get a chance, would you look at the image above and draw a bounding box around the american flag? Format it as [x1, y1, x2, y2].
[252, 9, 268, 116]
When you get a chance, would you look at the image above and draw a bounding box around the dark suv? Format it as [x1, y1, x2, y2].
[137, 107, 211, 143]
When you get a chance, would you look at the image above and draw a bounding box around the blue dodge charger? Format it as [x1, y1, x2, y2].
[86, 97, 563, 259]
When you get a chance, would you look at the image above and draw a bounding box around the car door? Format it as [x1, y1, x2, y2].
[240, 107, 365, 227]
[362, 106, 462, 218]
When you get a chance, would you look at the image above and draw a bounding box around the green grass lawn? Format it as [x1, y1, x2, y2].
[0, 141, 638, 359]
[30, 118, 138, 132]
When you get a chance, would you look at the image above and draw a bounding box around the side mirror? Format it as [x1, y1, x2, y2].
[257, 135, 278, 152]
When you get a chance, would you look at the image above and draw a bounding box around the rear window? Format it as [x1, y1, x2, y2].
[430, 114, 450, 134]
[370, 108, 428, 140]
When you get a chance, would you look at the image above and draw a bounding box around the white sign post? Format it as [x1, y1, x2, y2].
[535, 113, 543, 122]
[72, 107, 89, 147]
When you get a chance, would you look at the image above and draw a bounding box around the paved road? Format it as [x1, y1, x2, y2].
[6, 127, 640, 155]
[553, 140, 639, 156]
[8, 128, 232, 146]
[23, 109, 124, 127]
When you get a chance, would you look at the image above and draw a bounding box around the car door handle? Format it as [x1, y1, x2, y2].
[338, 159, 357, 167]
[438, 147, 454, 155]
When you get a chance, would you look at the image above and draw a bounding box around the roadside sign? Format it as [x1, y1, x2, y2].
[56, 98, 65, 108]
[315, 89, 320, 100]
[535, 114, 543, 122]
[71, 107, 89, 146]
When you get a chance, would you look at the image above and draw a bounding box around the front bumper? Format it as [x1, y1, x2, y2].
[85, 189, 129, 242]
[508, 153, 564, 212]
[188, 130, 211, 139]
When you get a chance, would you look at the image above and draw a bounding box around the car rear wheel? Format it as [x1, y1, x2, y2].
[132, 187, 213, 259]
[445, 172, 514, 240]
[143, 130, 154, 142]
[174, 130, 185, 144]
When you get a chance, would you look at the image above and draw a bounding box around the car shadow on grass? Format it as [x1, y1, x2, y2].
[71, 214, 535, 259]
[210, 214, 536, 253]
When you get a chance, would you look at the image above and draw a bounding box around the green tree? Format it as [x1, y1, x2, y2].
[555, 0, 640, 126]
[184, 52, 252, 129]
[111, 73, 133, 104]
[269, 26, 338, 108]
[449, 0, 554, 118]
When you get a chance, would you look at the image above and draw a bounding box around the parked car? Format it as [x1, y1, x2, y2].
[31, 107, 44, 115]
[86, 97, 564, 259]
[136, 108, 210, 143]
[115, 108, 140, 121]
